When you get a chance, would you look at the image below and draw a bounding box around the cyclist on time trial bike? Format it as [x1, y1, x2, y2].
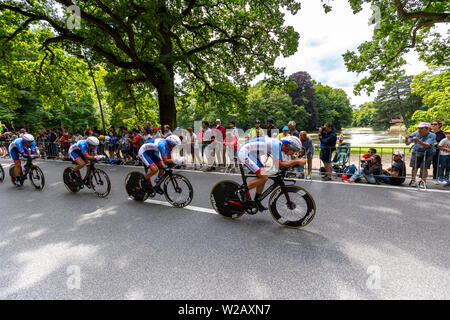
[69, 136, 105, 183]
[138, 135, 185, 191]
[9, 134, 38, 185]
[236, 136, 306, 211]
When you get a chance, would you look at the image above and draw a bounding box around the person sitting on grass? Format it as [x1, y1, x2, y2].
[380, 150, 406, 185]
[347, 155, 382, 184]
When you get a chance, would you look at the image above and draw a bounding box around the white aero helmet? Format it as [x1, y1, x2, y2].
[22, 133, 35, 142]
[281, 136, 302, 152]
[86, 136, 100, 146]
[166, 134, 181, 147]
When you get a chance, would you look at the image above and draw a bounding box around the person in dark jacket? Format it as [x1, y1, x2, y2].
[319, 122, 337, 181]
[347, 155, 382, 184]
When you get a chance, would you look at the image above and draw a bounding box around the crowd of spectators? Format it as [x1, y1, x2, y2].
[1, 118, 449, 187]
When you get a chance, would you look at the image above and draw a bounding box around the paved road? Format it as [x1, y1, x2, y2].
[0, 160, 449, 299]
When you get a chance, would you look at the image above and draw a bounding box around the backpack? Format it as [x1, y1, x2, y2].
[343, 164, 357, 178]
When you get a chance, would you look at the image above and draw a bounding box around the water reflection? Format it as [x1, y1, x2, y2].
[310, 127, 406, 145]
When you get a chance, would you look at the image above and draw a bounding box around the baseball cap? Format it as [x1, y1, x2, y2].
[443, 127, 450, 133]
[216, 119, 221, 122]
[267, 118, 274, 124]
[282, 126, 289, 131]
[254, 120, 261, 124]
[418, 122, 431, 128]
[393, 150, 404, 158]
[362, 153, 371, 159]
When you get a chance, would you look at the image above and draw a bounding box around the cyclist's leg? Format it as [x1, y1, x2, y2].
[9, 146, 21, 177]
[139, 151, 159, 182]
[70, 150, 86, 180]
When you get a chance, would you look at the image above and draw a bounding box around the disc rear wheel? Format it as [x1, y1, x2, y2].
[210, 180, 245, 219]
[124, 171, 149, 202]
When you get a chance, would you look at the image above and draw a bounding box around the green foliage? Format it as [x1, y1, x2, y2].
[408, 69, 450, 132]
[313, 84, 353, 130]
[352, 102, 377, 127]
[341, 0, 449, 94]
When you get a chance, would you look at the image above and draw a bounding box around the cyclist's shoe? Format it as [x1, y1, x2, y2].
[254, 194, 268, 211]
[235, 187, 250, 204]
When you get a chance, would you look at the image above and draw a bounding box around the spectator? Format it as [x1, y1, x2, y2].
[347, 154, 382, 184]
[338, 133, 344, 144]
[287, 121, 299, 137]
[93, 126, 102, 136]
[278, 126, 290, 140]
[19, 128, 26, 138]
[142, 128, 152, 142]
[73, 131, 83, 142]
[152, 126, 162, 139]
[247, 120, 263, 140]
[202, 121, 215, 172]
[213, 119, 226, 167]
[405, 122, 436, 187]
[162, 124, 172, 138]
[266, 118, 278, 138]
[430, 119, 445, 184]
[437, 128, 450, 186]
[318, 122, 337, 181]
[107, 130, 117, 162]
[225, 130, 239, 172]
[47, 128, 58, 159]
[131, 129, 141, 162]
[228, 121, 239, 169]
[1, 123, 8, 134]
[299, 131, 315, 179]
[381, 150, 406, 185]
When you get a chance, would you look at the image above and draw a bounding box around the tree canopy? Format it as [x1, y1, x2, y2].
[341, 0, 449, 94]
[0, 0, 303, 127]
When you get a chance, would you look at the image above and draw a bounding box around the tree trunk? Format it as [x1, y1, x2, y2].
[156, 75, 177, 129]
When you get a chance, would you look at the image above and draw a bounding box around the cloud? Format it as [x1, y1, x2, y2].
[274, 0, 428, 106]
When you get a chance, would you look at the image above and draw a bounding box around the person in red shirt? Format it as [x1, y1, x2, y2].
[59, 129, 70, 158]
[130, 129, 141, 161]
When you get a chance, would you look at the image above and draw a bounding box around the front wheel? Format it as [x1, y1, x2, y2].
[269, 185, 316, 228]
[163, 174, 193, 208]
[89, 168, 111, 198]
[0, 164, 4, 182]
[29, 166, 45, 190]
[210, 180, 245, 219]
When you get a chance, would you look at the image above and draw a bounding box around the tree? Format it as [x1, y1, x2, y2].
[314, 84, 353, 130]
[340, 0, 449, 94]
[408, 68, 450, 132]
[352, 102, 377, 127]
[373, 76, 425, 128]
[0, 0, 302, 128]
[245, 81, 310, 131]
[288, 71, 318, 130]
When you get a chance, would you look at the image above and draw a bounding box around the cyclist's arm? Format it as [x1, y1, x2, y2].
[279, 158, 306, 168]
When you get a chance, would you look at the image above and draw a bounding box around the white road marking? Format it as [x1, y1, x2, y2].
[128, 197, 218, 215]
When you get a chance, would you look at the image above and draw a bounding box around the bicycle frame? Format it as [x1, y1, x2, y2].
[238, 164, 296, 202]
[143, 164, 177, 190]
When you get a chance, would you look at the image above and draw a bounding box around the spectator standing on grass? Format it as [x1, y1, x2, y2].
[381, 150, 406, 185]
[318, 122, 337, 181]
[405, 122, 436, 187]
[437, 128, 450, 186]
[347, 154, 382, 184]
[430, 120, 445, 184]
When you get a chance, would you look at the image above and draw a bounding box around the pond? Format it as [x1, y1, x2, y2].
[309, 127, 406, 146]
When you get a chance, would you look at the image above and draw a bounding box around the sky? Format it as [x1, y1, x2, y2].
[273, 0, 429, 107]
